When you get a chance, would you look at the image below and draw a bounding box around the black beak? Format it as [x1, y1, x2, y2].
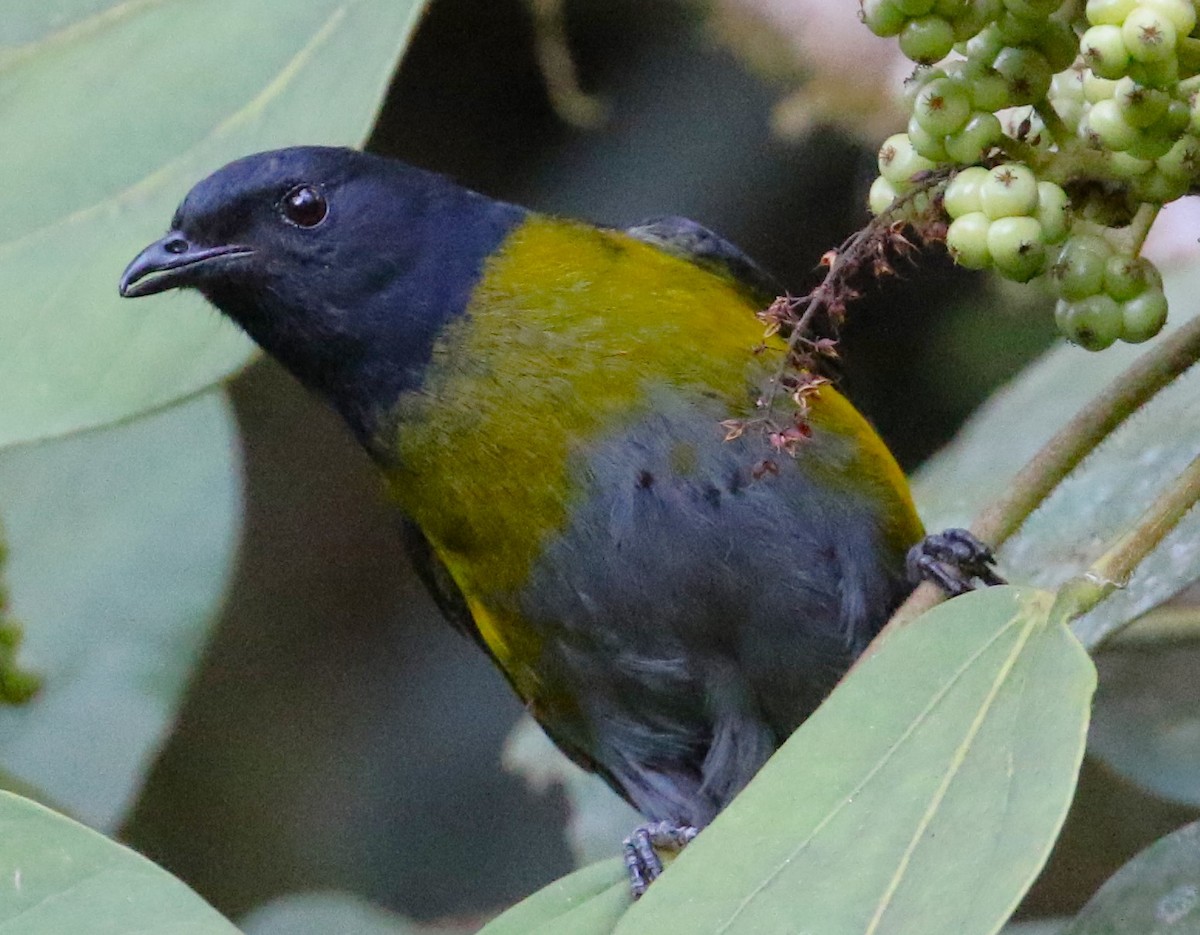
[119, 232, 253, 298]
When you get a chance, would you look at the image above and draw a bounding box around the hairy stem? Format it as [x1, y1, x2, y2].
[1091, 451, 1200, 591]
[884, 308, 1200, 633]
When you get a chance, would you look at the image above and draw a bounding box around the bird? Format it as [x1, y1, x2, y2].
[119, 146, 947, 894]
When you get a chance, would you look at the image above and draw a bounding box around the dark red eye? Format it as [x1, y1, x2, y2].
[281, 185, 327, 228]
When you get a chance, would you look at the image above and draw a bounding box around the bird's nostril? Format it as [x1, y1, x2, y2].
[164, 237, 189, 254]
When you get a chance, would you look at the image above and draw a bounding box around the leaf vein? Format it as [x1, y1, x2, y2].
[862, 606, 1041, 934]
[714, 607, 1026, 933]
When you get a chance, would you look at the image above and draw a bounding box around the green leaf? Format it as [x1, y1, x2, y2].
[914, 263, 1200, 649]
[0, 390, 241, 831]
[0, 0, 428, 449]
[0, 790, 239, 933]
[1061, 819, 1200, 934]
[477, 859, 630, 935]
[240, 891, 460, 935]
[616, 586, 1095, 935]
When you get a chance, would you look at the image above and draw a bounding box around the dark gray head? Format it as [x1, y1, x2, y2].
[120, 146, 524, 447]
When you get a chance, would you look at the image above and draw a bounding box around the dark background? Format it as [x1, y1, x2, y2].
[122, 0, 1069, 924]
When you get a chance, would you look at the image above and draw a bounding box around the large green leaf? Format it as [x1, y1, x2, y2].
[616, 586, 1095, 935]
[0, 790, 239, 933]
[478, 860, 630, 935]
[0, 389, 241, 831]
[914, 264, 1200, 649]
[240, 891, 462, 935]
[1061, 820, 1200, 934]
[0, 0, 428, 449]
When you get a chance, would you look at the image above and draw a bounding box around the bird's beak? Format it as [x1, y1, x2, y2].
[119, 232, 253, 298]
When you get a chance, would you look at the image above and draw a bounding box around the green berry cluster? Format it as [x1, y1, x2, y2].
[1050, 233, 1168, 348]
[859, 0, 1200, 350]
[941, 163, 1069, 280]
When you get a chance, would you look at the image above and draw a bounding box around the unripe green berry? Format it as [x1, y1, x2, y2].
[861, 0, 909, 37]
[1120, 287, 1169, 342]
[944, 111, 1004, 162]
[964, 24, 1005, 64]
[950, 0, 998, 39]
[1131, 166, 1189, 201]
[1083, 72, 1119, 103]
[1114, 77, 1169, 128]
[895, 0, 936, 14]
[1139, 0, 1196, 36]
[1083, 98, 1139, 150]
[915, 77, 974, 136]
[901, 66, 944, 109]
[1156, 135, 1200, 180]
[1037, 19, 1082, 72]
[979, 162, 1039, 218]
[1081, 25, 1131, 79]
[907, 114, 952, 160]
[1051, 235, 1110, 299]
[869, 175, 900, 215]
[900, 15, 957, 63]
[1003, 0, 1062, 17]
[943, 165, 991, 217]
[993, 45, 1053, 105]
[1056, 294, 1123, 350]
[1035, 181, 1070, 244]
[1122, 8, 1177, 64]
[878, 133, 937, 188]
[1125, 129, 1176, 160]
[987, 215, 1047, 280]
[946, 212, 994, 268]
[1104, 253, 1162, 301]
[1158, 98, 1190, 137]
[1085, 0, 1137, 25]
[996, 11, 1043, 44]
[970, 69, 1012, 111]
[1053, 95, 1085, 131]
[1127, 56, 1179, 89]
[934, 0, 970, 16]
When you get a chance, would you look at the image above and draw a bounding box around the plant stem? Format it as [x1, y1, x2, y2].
[1120, 202, 1160, 256]
[1034, 102, 1072, 149]
[1054, 450, 1200, 631]
[973, 310, 1200, 546]
[1091, 451, 1200, 589]
[1179, 36, 1200, 76]
[884, 308, 1200, 632]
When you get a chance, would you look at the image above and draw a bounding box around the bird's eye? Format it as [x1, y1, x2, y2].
[281, 185, 328, 228]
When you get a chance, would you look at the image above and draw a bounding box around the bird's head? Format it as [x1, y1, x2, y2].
[119, 145, 424, 314]
[119, 146, 523, 446]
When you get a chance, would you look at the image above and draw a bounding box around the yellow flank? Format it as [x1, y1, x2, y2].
[382, 214, 920, 688]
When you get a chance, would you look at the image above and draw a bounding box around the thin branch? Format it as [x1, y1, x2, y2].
[885, 308, 1200, 632]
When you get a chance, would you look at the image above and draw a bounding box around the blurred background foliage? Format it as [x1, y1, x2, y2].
[1, 0, 1198, 931]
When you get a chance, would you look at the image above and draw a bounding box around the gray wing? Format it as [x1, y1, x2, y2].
[624, 216, 782, 305]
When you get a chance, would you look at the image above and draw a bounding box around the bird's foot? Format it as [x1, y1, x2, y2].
[623, 820, 698, 898]
[907, 528, 1006, 596]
